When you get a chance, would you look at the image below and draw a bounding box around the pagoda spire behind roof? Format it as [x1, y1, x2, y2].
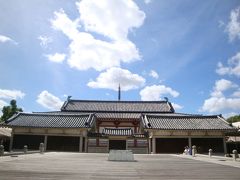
[118, 84, 121, 101]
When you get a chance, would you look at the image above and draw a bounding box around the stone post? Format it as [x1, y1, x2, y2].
[44, 135, 48, 151]
[39, 143, 44, 154]
[79, 136, 83, 152]
[232, 150, 238, 161]
[209, 149, 212, 157]
[0, 145, 4, 156]
[192, 145, 196, 157]
[152, 137, 156, 154]
[23, 145, 28, 154]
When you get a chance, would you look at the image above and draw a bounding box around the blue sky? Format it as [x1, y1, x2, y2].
[0, 0, 240, 118]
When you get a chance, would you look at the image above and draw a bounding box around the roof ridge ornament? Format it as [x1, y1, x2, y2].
[164, 97, 168, 102]
[67, 96, 72, 101]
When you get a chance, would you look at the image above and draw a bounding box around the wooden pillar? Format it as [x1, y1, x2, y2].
[79, 136, 83, 152]
[148, 138, 151, 154]
[9, 132, 14, 152]
[84, 137, 88, 153]
[223, 137, 227, 154]
[134, 126, 137, 147]
[44, 135, 48, 151]
[188, 137, 192, 149]
[152, 137, 156, 154]
[96, 123, 99, 146]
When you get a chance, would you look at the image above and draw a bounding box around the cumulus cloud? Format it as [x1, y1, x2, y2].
[0, 99, 8, 115]
[232, 90, 240, 97]
[225, 6, 240, 41]
[201, 97, 240, 113]
[201, 79, 240, 113]
[0, 89, 25, 99]
[45, 53, 66, 63]
[38, 35, 52, 48]
[50, 0, 145, 71]
[149, 70, 159, 79]
[210, 79, 237, 98]
[214, 79, 236, 92]
[140, 85, 179, 101]
[223, 112, 238, 119]
[37, 90, 63, 110]
[144, 0, 152, 4]
[216, 52, 240, 77]
[87, 67, 145, 91]
[171, 103, 183, 110]
[0, 99, 7, 109]
[0, 35, 17, 44]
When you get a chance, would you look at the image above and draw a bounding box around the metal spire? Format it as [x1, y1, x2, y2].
[118, 84, 121, 101]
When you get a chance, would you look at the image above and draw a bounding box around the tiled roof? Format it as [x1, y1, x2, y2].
[142, 114, 236, 130]
[95, 112, 141, 119]
[33, 111, 141, 120]
[61, 100, 174, 113]
[4, 112, 95, 128]
[102, 128, 133, 136]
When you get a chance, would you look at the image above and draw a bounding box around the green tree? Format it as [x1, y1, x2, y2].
[227, 115, 240, 124]
[1, 100, 23, 122]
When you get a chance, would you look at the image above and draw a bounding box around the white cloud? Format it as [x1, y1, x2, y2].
[51, 0, 145, 71]
[0, 35, 17, 44]
[87, 67, 145, 91]
[149, 70, 159, 79]
[216, 62, 230, 75]
[223, 112, 238, 119]
[172, 103, 183, 110]
[38, 35, 52, 48]
[200, 79, 240, 113]
[37, 90, 63, 110]
[210, 79, 237, 98]
[45, 53, 66, 63]
[0, 99, 8, 116]
[0, 99, 7, 109]
[201, 96, 240, 113]
[225, 6, 240, 41]
[0, 89, 25, 99]
[216, 52, 240, 77]
[232, 90, 240, 97]
[77, 0, 145, 40]
[214, 79, 236, 92]
[140, 85, 179, 101]
[144, 0, 152, 4]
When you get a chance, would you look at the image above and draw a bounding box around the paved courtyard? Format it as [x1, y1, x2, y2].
[0, 152, 239, 180]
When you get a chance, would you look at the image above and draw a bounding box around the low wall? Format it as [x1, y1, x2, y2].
[128, 147, 148, 154]
[88, 146, 108, 153]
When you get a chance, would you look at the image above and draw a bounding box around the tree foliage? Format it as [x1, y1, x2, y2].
[1, 100, 23, 122]
[227, 115, 240, 124]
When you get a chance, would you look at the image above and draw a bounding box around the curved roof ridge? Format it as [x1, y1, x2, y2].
[145, 114, 220, 118]
[20, 112, 92, 116]
[67, 99, 168, 103]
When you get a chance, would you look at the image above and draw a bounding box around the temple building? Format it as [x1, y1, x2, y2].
[2, 98, 237, 154]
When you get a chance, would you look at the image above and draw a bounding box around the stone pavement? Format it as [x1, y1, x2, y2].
[0, 152, 239, 180]
[174, 153, 240, 168]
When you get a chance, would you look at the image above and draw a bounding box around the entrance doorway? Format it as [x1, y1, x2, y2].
[156, 138, 188, 153]
[109, 140, 126, 150]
